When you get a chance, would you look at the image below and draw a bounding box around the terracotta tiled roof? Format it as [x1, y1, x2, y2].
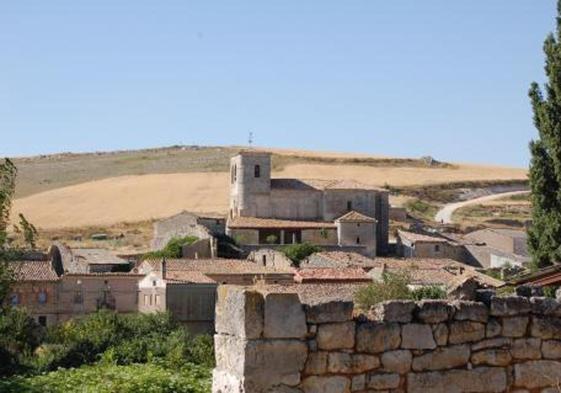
[271, 178, 386, 192]
[227, 216, 336, 229]
[336, 211, 376, 223]
[140, 258, 294, 275]
[9, 260, 59, 282]
[397, 230, 448, 244]
[303, 251, 380, 269]
[165, 271, 217, 284]
[295, 267, 372, 283]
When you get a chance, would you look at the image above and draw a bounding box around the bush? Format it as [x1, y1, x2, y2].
[354, 272, 412, 310]
[0, 362, 211, 393]
[143, 236, 199, 259]
[280, 242, 321, 267]
[543, 285, 558, 298]
[411, 285, 446, 300]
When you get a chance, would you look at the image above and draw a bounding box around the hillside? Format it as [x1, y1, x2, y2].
[10, 145, 527, 230]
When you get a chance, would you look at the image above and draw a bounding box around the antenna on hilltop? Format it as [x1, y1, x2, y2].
[248, 131, 254, 147]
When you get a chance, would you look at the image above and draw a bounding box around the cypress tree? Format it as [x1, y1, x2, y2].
[528, 1, 561, 268]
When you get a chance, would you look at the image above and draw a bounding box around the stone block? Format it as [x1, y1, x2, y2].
[301, 376, 351, 393]
[215, 287, 264, 339]
[327, 352, 352, 373]
[514, 360, 561, 389]
[530, 297, 561, 316]
[531, 317, 561, 339]
[453, 301, 488, 322]
[511, 338, 541, 360]
[490, 296, 530, 316]
[317, 322, 355, 350]
[412, 345, 470, 371]
[371, 300, 416, 323]
[401, 323, 436, 350]
[367, 373, 400, 390]
[486, 318, 501, 338]
[471, 349, 512, 366]
[542, 340, 561, 359]
[214, 335, 308, 390]
[305, 301, 353, 324]
[356, 322, 401, 353]
[433, 323, 448, 346]
[502, 316, 529, 337]
[448, 321, 485, 344]
[471, 337, 511, 351]
[264, 293, 307, 339]
[407, 367, 507, 393]
[351, 374, 366, 392]
[304, 351, 327, 375]
[351, 354, 380, 373]
[381, 350, 412, 374]
[416, 300, 454, 323]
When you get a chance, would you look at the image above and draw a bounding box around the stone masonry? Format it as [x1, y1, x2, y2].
[213, 286, 561, 393]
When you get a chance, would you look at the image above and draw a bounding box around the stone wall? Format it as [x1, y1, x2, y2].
[212, 286, 561, 393]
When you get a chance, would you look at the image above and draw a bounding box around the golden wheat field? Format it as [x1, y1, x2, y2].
[12, 156, 527, 229]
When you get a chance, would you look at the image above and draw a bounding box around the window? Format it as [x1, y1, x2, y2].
[254, 164, 261, 178]
[435, 244, 441, 252]
[347, 201, 352, 211]
[38, 316, 47, 327]
[356, 237, 361, 244]
[262, 255, 267, 265]
[10, 293, 19, 306]
[38, 291, 47, 304]
[152, 280, 157, 287]
[74, 291, 83, 304]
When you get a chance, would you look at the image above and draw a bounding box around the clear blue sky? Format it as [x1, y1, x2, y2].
[0, 1, 556, 167]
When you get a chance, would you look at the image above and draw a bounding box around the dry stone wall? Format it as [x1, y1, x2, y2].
[212, 286, 561, 393]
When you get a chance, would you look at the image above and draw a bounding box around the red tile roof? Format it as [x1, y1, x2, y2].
[9, 260, 59, 282]
[336, 211, 376, 223]
[295, 267, 372, 283]
[227, 216, 336, 229]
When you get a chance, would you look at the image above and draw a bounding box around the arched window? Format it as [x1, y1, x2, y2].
[254, 164, 261, 178]
[37, 291, 47, 304]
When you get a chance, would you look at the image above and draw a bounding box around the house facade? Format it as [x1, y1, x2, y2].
[226, 151, 389, 256]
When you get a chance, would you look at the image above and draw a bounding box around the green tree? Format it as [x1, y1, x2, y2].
[17, 214, 38, 250]
[279, 242, 321, 267]
[0, 159, 17, 249]
[528, 1, 561, 268]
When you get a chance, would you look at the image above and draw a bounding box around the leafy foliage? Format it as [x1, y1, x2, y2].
[528, 1, 561, 268]
[354, 272, 412, 310]
[0, 158, 17, 248]
[280, 242, 321, 267]
[14, 214, 39, 250]
[0, 362, 211, 393]
[143, 236, 199, 259]
[410, 285, 446, 301]
[354, 272, 446, 310]
[543, 285, 558, 298]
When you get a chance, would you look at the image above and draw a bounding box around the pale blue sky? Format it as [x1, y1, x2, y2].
[0, 1, 556, 167]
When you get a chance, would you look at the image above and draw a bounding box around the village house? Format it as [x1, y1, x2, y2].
[8, 259, 60, 327]
[48, 243, 131, 273]
[294, 267, 372, 284]
[137, 258, 295, 332]
[396, 229, 461, 259]
[226, 151, 389, 257]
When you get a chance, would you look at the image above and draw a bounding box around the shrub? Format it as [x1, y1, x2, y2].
[0, 362, 212, 393]
[543, 285, 558, 299]
[143, 236, 199, 259]
[280, 242, 321, 267]
[354, 272, 412, 310]
[411, 285, 446, 300]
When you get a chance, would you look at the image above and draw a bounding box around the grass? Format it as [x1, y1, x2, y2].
[452, 202, 530, 229]
[405, 198, 440, 222]
[0, 363, 211, 393]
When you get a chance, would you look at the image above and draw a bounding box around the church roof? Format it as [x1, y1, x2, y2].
[227, 216, 336, 229]
[335, 211, 376, 223]
[271, 178, 386, 192]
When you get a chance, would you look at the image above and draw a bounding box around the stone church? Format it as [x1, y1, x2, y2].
[226, 150, 389, 256]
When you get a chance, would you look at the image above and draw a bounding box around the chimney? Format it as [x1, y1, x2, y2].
[162, 258, 167, 280]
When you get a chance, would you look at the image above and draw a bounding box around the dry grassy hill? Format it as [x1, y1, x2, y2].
[10, 145, 527, 231]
